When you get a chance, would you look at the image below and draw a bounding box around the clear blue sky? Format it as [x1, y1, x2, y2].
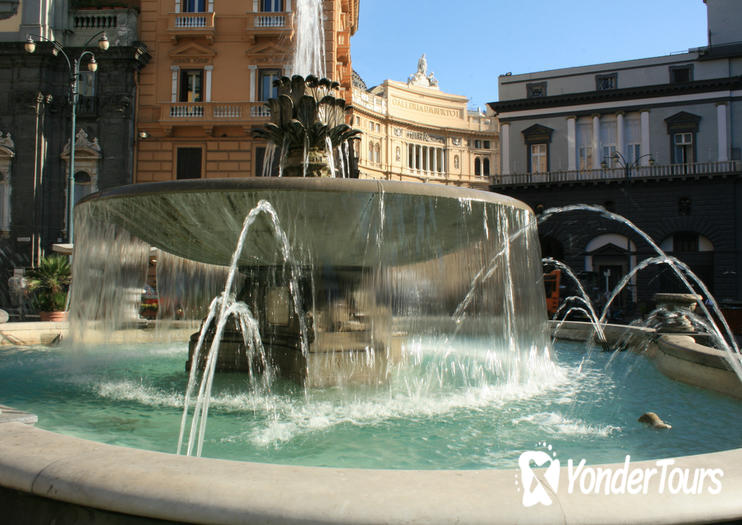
[350, 0, 709, 110]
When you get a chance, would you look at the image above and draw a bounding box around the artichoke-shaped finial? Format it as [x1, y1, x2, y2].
[253, 75, 361, 177]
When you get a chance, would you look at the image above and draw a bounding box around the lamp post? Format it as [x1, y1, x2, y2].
[601, 151, 654, 310]
[25, 31, 109, 245]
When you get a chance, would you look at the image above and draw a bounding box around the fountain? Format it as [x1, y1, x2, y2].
[1, 1, 741, 522]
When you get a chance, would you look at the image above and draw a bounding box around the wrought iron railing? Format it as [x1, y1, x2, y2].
[491, 160, 741, 186]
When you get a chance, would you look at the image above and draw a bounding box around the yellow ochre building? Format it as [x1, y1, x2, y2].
[352, 54, 499, 188]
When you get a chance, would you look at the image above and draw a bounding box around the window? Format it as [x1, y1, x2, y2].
[259, 70, 280, 101]
[73, 171, 95, 204]
[77, 71, 96, 114]
[674, 232, 699, 252]
[474, 157, 481, 176]
[678, 197, 692, 216]
[483, 140, 491, 149]
[602, 145, 617, 167]
[474, 140, 482, 149]
[627, 143, 641, 164]
[0, 170, 9, 232]
[526, 82, 547, 98]
[261, 0, 284, 11]
[596, 73, 617, 91]
[483, 158, 490, 176]
[578, 146, 592, 171]
[673, 132, 694, 164]
[180, 69, 203, 102]
[182, 0, 205, 13]
[176, 147, 202, 179]
[530, 144, 547, 173]
[670, 65, 693, 84]
[374, 143, 381, 164]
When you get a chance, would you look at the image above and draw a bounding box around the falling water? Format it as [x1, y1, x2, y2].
[540, 204, 742, 379]
[291, 0, 327, 78]
[178, 200, 308, 456]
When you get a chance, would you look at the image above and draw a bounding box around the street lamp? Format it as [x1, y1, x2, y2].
[25, 31, 109, 245]
[601, 151, 654, 312]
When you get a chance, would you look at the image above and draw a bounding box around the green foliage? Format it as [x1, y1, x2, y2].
[26, 255, 72, 312]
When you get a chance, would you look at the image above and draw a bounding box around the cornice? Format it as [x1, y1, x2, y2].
[488, 77, 742, 114]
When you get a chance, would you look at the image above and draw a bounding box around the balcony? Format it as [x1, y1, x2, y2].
[246, 11, 294, 40]
[160, 101, 271, 133]
[168, 12, 216, 42]
[490, 160, 742, 187]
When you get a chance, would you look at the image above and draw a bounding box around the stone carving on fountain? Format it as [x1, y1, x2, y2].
[253, 74, 361, 177]
[407, 53, 439, 89]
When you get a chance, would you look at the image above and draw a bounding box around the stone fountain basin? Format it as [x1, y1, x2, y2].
[1, 419, 741, 524]
[77, 178, 531, 268]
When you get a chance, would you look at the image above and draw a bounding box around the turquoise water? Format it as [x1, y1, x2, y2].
[1, 340, 740, 469]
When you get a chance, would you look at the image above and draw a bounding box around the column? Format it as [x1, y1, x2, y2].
[248, 65, 257, 102]
[170, 66, 179, 103]
[717, 103, 729, 162]
[640, 110, 650, 166]
[592, 114, 600, 169]
[415, 145, 420, 170]
[204, 65, 213, 102]
[426, 147, 431, 172]
[432, 148, 438, 173]
[501, 123, 510, 175]
[567, 116, 576, 171]
[616, 112, 625, 161]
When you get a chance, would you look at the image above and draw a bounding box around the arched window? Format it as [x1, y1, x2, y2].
[483, 158, 490, 176]
[474, 157, 481, 176]
[374, 143, 381, 164]
[74, 171, 95, 204]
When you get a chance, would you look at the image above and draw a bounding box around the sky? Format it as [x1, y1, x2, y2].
[350, 0, 709, 110]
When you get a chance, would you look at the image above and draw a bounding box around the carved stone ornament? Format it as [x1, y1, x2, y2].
[62, 129, 102, 158]
[407, 53, 439, 89]
[0, 131, 14, 152]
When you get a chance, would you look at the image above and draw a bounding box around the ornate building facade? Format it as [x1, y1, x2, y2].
[135, 0, 358, 183]
[0, 0, 147, 305]
[489, 0, 742, 307]
[352, 56, 498, 189]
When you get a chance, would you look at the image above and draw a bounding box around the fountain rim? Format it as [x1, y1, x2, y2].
[77, 177, 533, 212]
[1, 419, 740, 524]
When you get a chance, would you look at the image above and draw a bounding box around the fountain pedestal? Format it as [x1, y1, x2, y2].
[187, 266, 400, 386]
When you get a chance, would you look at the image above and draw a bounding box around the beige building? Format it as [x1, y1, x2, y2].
[352, 56, 498, 188]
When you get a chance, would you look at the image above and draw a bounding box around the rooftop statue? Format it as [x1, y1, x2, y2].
[408, 53, 439, 89]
